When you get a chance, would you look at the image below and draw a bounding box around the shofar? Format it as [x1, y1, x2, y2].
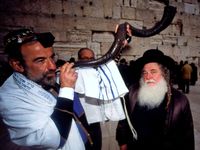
[74, 1, 176, 68]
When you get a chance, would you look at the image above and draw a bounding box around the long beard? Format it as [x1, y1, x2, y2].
[137, 78, 168, 109]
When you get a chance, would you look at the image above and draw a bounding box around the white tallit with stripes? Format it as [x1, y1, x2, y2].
[75, 60, 128, 124]
[0, 72, 85, 150]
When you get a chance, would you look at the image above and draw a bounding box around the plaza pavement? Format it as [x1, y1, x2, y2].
[101, 81, 200, 150]
[187, 81, 200, 150]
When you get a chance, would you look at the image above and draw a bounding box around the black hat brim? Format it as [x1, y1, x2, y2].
[135, 55, 175, 70]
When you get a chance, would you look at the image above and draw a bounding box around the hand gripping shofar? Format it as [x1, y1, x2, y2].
[74, 4, 177, 68]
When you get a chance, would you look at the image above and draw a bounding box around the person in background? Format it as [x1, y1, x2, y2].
[127, 59, 137, 86]
[0, 28, 85, 150]
[118, 58, 130, 87]
[0, 61, 13, 86]
[190, 62, 198, 86]
[78, 48, 95, 61]
[116, 49, 194, 150]
[181, 61, 193, 93]
[69, 57, 76, 63]
[177, 60, 184, 90]
[77, 47, 102, 150]
[56, 59, 67, 68]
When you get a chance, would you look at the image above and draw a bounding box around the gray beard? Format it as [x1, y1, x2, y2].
[137, 77, 168, 109]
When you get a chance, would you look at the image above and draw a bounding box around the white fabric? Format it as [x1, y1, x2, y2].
[59, 87, 74, 99]
[0, 72, 85, 150]
[75, 60, 128, 124]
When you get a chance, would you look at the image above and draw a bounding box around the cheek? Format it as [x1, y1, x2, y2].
[27, 65, 45, 76]
[154, 74, 163, 83]
[143, 74, 162, 82]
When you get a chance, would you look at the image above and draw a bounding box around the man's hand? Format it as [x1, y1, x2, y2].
[120, 144, 128, 150]
[59, 62, 77, 88]
[115, 23, 132, 46]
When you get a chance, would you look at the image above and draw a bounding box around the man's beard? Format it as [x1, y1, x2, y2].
[40, 73, 56, 90]
[137, 78, 168, 109]
[25, 70, 56, 90]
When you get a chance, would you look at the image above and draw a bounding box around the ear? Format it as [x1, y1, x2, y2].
[9, 59, 24, 73]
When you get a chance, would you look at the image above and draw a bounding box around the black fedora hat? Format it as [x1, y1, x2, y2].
[135, 49, 175, 72]
[4, 28, 55, 51]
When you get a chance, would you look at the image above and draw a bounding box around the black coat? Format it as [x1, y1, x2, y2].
[116, 84, 194, 150]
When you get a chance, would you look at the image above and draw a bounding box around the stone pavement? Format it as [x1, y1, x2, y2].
[186, 82, 200, 150]
[101, 81, 200, 150]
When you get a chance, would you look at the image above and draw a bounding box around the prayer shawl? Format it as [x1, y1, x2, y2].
[0, 72, 85, 150]
[75, 60, 128, 124]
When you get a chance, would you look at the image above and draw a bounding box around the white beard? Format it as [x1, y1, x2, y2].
[137, 78, 168, 109]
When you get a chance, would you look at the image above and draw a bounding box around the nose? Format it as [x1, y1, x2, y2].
[47, 58, 56, 70]
[147, 73, 153, 79]
[143, 72, 153, 80]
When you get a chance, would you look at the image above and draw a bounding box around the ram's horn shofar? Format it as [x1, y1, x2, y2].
[74, 2, 176, 68]
[74, 22, 128, 68]
[131, 5, 176, 37]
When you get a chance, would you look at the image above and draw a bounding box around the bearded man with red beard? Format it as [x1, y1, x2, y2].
[116, 49, 194, 150]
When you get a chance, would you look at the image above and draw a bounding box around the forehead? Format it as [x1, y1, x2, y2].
[81, 49, 94, 55]
[21, 41, 53, 57]
[143, 62, 160, 70]
[21, 41, 43, 52]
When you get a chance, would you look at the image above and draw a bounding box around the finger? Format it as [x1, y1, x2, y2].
[61, 62, 74, 72]
[115, 24, 119, 33]
[65, 63, 74, 72]
[72, 71, 78, 78]
[126, 24, 132, 36]
[123, 40, 128, 46]
[68, 68, 76, 75]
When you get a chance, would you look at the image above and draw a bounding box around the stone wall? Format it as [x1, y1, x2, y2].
[0, 0, 200, 77]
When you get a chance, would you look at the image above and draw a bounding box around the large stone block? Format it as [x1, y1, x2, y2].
[52, 31, 67, 42]
[137, 0, 149, 9]
[49, 0, 63, 15]
[88, 42, 101, 57]
[62, 0, 83, 16]
[72, 17, 119, 31]
[102, 0, 113, 18]
[113, 6, 121, 19]
[135, 9, 154, 22]
[184, 3, 199, 15]
[178, 36, 188, 46]
[162, 36, 177, 46]
[121, 7, 136, 20]
[93, 32, 114, 43]
[65, 29, 91, 43]
[100, 42, 112, 55]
